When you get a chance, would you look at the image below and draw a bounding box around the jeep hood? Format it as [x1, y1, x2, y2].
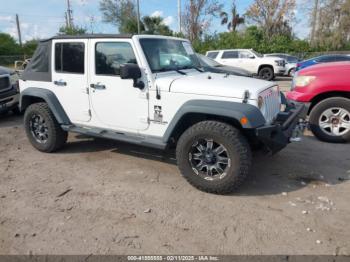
[155, 71, 275, 99]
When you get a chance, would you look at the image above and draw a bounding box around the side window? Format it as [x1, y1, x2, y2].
[95, 42, 137, 76]
[207, 52, 219, 59]
[239, 51, 253, 59]
[316, 56, 333, 63]
[221, 51, 238, 59]
[55, 42, 84, 74]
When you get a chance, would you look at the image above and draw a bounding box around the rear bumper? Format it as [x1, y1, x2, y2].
[256, 103, 308, 154]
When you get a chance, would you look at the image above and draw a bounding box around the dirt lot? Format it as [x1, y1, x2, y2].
[1, 78, 350, 255]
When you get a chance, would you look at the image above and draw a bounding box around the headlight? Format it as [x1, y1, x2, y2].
[10, 73, 18, 85]
[10, 73, 19, 91]
[274, 60, 284, 67]
[294, 75, 316, 87]
[258, 96, 264, 109]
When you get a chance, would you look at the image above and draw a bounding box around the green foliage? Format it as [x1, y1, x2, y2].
[99, 0, 139, 34]
[193, 26, 314, 56]
[0, 33, 21, 56]
[59, 26, 87, 35]
[142, 16, 173, 36]
[22, 39, 39, 55]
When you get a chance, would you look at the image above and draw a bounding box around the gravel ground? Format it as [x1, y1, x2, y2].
[0, 78, 350, 255]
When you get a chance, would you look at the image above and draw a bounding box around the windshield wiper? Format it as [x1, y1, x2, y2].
[155, 68, 187, 75]
[181, 66, 205, 73]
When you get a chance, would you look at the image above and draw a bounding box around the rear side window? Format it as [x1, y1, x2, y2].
[95, 42, 137, 76]
[222, 51, 238, 59]
[55, 42, 84, 74]
[316, 56, 334, 63]
[207, 52, 219, 59]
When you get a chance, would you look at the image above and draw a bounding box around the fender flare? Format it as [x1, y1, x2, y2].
[162, 100, 266, 142]
[20, 87, 71, 125]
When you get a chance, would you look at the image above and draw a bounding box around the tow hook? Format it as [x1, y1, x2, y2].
[290, 119, 307, 142]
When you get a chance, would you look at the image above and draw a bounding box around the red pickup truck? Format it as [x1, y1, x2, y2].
[287, 62, 350, 143]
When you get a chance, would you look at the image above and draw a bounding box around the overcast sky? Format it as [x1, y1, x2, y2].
[0, 0, 311, 42]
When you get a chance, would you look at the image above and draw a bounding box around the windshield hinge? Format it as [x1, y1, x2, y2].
[243, 90, 250, 103]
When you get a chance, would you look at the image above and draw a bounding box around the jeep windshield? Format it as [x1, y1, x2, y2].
[139, 38, 201, 73]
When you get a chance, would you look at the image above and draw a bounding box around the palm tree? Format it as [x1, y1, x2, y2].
[142, 16, 173, 36]
[220, 1, 245, 32]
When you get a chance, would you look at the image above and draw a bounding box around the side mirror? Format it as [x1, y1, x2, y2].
[120, 63, 145, 89]
[249, 55, 255, 59]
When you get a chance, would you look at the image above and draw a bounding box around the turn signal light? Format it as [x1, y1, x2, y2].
[240, 117, 248, 125]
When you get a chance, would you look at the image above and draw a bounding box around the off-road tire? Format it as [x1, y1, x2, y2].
[24, 102, 68, 152]
[258, 66, 274, 81]
[309, 97, 350, 143]
[176, 121, 252, 194]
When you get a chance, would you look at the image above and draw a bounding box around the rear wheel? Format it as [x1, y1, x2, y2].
[309, 97, 350, 143]
[24, 102, 68, 152]
[258, 67, 274, 81]
[176, 121, 252, 194]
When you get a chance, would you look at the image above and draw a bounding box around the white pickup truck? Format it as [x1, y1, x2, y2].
[206, 49, 286, 81]
[19, 34, 305, 194]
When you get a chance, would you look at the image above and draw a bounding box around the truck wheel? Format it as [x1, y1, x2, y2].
[258, 67, 274, 81]
[24, 102, 68, 152]
[288, 68, 296, 77]
[309, 97, 350, 143]
[176, 121, 252, 194]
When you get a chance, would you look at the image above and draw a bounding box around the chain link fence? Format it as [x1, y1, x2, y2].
[0, 55, 30, 68]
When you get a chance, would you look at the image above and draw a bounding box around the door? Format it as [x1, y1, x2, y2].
[52, 40, 91, 123]
[219, 51, 239, 67]
[89, 39, 149, 131]
[238, 50, 257, 72]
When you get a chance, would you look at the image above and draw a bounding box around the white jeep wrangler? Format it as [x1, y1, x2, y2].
[19, 35, 305, 194]
[206, 49, 286, 81]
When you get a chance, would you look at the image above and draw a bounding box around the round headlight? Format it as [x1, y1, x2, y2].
[258, 96, 264, 109]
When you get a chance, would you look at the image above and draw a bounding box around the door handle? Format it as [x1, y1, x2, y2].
[54, 80, 67, 86]
[90, 83, 106, 90]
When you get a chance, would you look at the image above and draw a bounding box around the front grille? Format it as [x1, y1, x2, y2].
[259, 86, 281, 124]
[0, 76, 10, 92]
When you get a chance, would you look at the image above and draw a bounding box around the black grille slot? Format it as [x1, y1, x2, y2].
[0, 76, 10, 91]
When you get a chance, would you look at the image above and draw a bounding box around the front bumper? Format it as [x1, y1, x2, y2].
[0, 87, 19, 113]
[256, 103, 308, 154]
[274, 66, 286, 75]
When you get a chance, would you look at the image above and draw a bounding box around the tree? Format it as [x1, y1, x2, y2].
[220, 1, 245, 32]
[245, 0, 296, 39]
[99, 0, 140, 33]
[22, 39, 38, 55]
[182, 0, 223, 42]
[142, 16, 173, 36]
[0, 33, 21, 55]
[59, 25, 87, 35]
[310, 0, 350, 49]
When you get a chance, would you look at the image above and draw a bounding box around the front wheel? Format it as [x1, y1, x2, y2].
[176, 121, 252, 194]
[309, 97, 350, 143]
[288, 68, 296, 77]
[258, 67, 274, 81]
[24, 102, 68, 152]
